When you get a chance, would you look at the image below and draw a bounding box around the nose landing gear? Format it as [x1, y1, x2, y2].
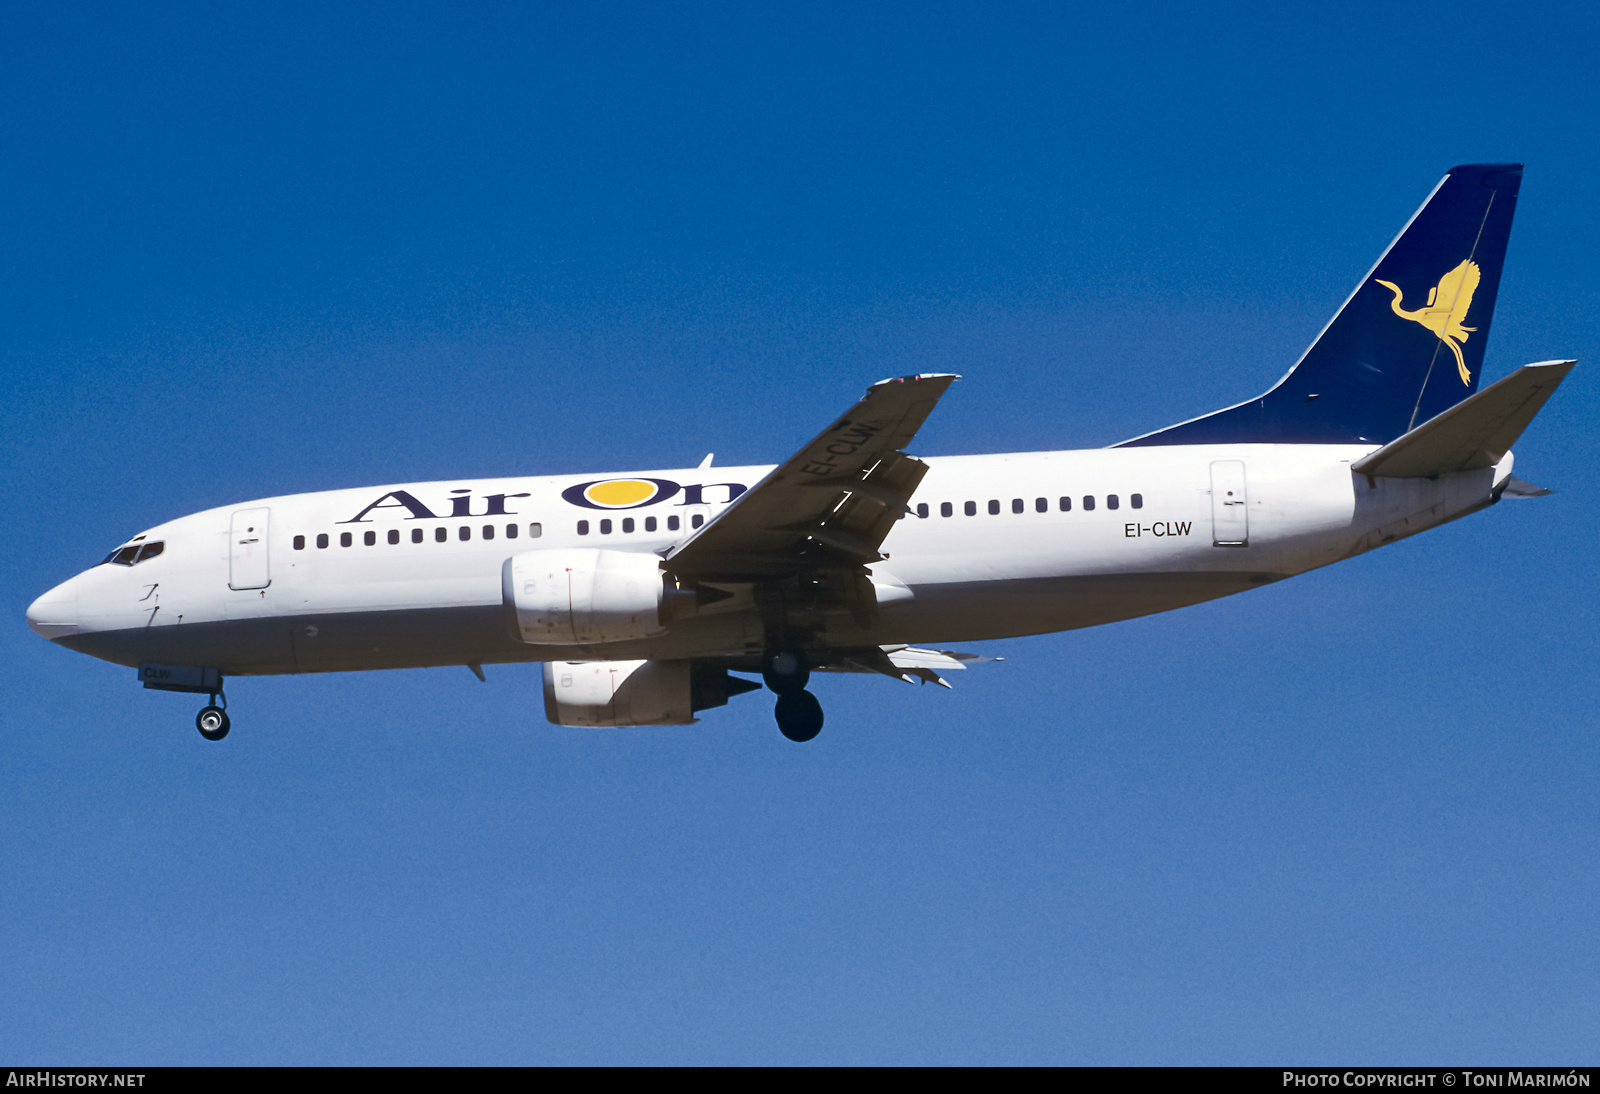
[196, 691, 230, 741]
[764, 650, 823, 742]
[136, 664, 233, 741]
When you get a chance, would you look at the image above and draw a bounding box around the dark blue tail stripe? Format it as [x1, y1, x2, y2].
[1118, 164, 1521, 447]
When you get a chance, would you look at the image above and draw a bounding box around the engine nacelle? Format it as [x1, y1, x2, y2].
[543, 660, 694, 726]
[541, 660, 765, 727]
[503, 548, 666, 645]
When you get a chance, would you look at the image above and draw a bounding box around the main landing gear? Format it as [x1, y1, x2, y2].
[764, 651, 824, 743]
[196, 691, 230, 741]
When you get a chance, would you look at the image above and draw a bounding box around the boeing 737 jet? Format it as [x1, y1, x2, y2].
[26, 164, 1573, 742]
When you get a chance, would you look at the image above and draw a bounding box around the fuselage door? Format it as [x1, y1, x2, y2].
[229, 508, 272, 589]
[1210, 461, 1248, 546]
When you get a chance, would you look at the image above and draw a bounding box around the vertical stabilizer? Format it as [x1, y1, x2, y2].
[1121, 164, 1522, 447]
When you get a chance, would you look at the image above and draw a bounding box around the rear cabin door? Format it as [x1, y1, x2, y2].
[1209, 461, 1248, 547]
[229, 508, 272, 589]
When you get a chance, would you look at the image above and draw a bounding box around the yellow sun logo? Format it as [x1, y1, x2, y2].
[582, 480, 660, 508]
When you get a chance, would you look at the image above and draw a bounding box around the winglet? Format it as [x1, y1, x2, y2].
[1499, 476, 1553, 499]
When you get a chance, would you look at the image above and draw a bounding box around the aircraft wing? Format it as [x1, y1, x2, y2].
[826, 645, 1002, 687]
[664, 373, 958, 580]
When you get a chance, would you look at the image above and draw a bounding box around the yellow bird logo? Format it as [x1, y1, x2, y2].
[1374, 259, 1481, 385]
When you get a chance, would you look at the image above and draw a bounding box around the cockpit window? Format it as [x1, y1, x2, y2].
[104, 541, 164, 566]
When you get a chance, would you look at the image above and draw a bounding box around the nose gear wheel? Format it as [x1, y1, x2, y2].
[197, 705, 230, 741]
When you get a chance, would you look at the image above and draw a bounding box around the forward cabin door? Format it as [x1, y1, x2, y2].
[229, 508, 272, 589]
[1209, 461, 1248, 547]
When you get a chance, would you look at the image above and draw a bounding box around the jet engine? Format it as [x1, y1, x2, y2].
[542, 660, 762, 727]
[503, 548, 666, 645]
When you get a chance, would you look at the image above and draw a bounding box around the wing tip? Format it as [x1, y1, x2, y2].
[871, 372, 961, 389]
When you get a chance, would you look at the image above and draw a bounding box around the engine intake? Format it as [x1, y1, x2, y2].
[503, 548, 666, 645]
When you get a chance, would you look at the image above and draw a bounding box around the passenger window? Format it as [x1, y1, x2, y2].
[964, 501, 976, 517]
[1083, 496, 1095, 511]
[364, 531, 376, 546]
[988, 500, 1000, 515]
[317, 534, 329, 549]
[1011, 498, 1023, 514]
[529, 523, 542, 538]
[294, 535, 306, 551]
[1131, 493, 1143, 509]
[506, 524, 518, 539]
[577, 521, 590, 536]
[340, 532, 353, 547]
[1035, 497, 1047, 513]
[916, 503, 929, 518]
[459, 526, 471, 541]
[412, 528, 424, 544]
[1059, 497, 1071, 512]
[1107, 495, 1119, 510]
[483, 525, 494, 540]
[940, 502, 953, 517]
[668, 516, 680, 531]
[622, 518, 635, 533]
[692, 514, 704, 528]
[435, 527, 448, 543]
[600, 519, 613, 534]
[645, 516, 657, 532]
[388, 529, 399, 545]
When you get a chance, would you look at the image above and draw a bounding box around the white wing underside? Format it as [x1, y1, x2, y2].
[833, 645, 1002, 687]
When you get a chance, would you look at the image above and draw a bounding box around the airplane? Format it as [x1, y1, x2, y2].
[25, 163, 1575, 743]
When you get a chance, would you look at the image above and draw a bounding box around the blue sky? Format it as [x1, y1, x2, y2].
[4, 0, 1597, 1064]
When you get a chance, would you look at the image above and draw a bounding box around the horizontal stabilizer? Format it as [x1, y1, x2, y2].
[1350, 360, 1575, 478]
[1500, 476, 1553, 499]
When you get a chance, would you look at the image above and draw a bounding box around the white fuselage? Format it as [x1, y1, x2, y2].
[28, 443, 1505, 677]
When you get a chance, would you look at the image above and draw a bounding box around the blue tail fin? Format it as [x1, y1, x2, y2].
[1120, 164, 1523, 447]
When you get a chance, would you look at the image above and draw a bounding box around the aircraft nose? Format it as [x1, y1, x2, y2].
[26, 574, 81, 641]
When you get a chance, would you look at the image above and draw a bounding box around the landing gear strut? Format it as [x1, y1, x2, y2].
[196, 691, 230, 741]
[764, 650, 823, 742]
